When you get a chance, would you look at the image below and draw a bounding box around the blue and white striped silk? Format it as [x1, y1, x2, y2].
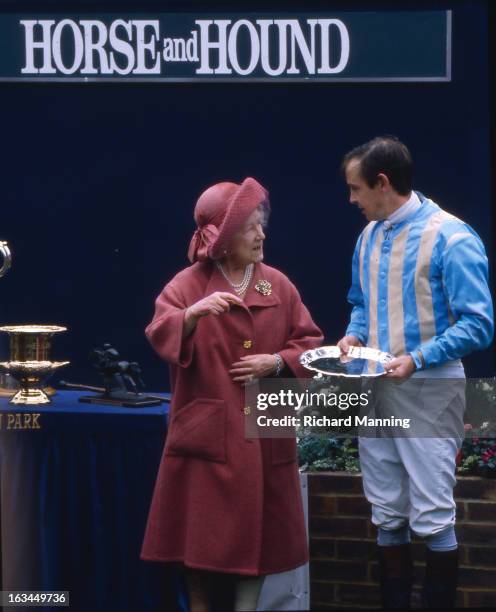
[345, 193, 494, 370]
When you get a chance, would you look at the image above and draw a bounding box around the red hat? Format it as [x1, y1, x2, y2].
[187, 177, 269, 263]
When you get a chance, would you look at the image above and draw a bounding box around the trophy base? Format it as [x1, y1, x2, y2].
[0, 386, 55, 398]
[10, 387, 51, 405]
[79, 393, 162, 408]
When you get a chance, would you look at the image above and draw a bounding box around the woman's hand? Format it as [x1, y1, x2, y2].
[183, 291, 243, 336]
[187, 291, 243, 318]
[229, 354, 281, 383]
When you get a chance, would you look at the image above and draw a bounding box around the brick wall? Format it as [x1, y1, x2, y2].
[308, 473, 496, 609]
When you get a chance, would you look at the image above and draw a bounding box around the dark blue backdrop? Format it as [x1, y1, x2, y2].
[0, 0, 493, 391]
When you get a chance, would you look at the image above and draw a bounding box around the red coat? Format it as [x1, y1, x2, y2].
[141, 261, 323, 575]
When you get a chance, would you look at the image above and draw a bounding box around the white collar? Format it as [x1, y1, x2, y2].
[383, 191, 421, 229]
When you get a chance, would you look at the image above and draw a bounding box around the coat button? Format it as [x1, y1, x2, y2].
[243, 406, 251, 415]
[243, 340, 252, 349]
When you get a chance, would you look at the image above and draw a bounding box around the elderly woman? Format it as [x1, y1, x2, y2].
[141, 177, 323, 612]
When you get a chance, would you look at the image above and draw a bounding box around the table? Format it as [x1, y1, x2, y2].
[0, 390, 187, 612]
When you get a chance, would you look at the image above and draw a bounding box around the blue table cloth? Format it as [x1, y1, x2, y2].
[0, 390, 186, 612]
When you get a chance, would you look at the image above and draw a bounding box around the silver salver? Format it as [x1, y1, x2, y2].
[299, 345, 394, 378]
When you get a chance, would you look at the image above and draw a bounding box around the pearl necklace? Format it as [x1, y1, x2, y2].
[216, 262, 254, 296]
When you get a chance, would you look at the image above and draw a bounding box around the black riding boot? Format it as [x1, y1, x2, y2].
[422, 548, 459, 608]
[378, 543, 413, 609]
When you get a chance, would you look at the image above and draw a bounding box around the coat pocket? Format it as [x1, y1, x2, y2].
[165, 398, 227, 463]
[271, 437, 298, 466]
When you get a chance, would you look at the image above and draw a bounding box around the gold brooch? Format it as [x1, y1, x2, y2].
[254, 279, 272, 296]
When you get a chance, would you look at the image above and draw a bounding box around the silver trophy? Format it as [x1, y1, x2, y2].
[0, 325, 69, 405]
[300, 345, 394, 378]
[0, 241, 11, 278]
[0, 244, 70, 403]
[0, 240, 13, 394]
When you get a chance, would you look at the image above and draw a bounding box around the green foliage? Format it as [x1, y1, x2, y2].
[458, 433, 496, 478]
[298, 436, 360, 473]
[297, 432, 496, 477]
